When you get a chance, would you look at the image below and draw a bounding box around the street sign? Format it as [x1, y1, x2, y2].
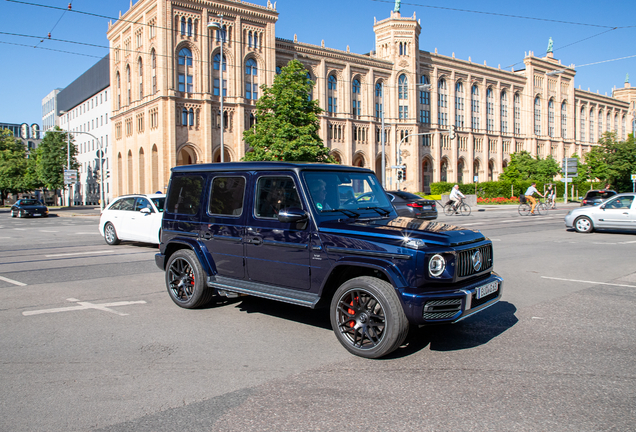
[560, 178, 572, 183]
[562, 158, 577, 167]
[562, 171, 578, 177]
[631, 174, 636, 182]
[64, 169, 77, 185]
[391, 165, 406, 169]
[96, 150, 104, 158]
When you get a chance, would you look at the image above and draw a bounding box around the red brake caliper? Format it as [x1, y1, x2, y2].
[347, 296, 358, 328]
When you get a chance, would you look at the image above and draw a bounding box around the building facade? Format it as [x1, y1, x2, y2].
[57, 55, 112, 205]
[0, 122, 41, 151]
[107, 0, 635, 196]
[42, 89, 62, 132]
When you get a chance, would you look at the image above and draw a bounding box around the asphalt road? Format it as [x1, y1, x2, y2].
[0, 206, 634, 432]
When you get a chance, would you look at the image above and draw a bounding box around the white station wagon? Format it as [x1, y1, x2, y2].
[99, 193, 166, 245]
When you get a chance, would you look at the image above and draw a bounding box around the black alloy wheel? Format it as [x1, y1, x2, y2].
[165, 249, 214, 308]
[330, 276, 408, 359]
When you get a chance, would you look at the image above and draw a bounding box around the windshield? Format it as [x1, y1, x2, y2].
[151, 197, 165, 212]
[19, 200, 41, 206]
[391, 191, 423, 200]
[586, 191, 615, 200]
[303, 171, 393, 218]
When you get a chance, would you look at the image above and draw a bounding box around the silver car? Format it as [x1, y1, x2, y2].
[565, 192, 636, 233]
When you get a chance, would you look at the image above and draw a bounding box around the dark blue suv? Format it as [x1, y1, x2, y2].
[156, 162, 502, 358]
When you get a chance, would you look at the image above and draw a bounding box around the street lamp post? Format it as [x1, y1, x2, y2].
[394, 132, 432, 191]
[207, 16, 224, 163]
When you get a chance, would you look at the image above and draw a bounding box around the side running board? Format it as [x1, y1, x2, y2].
[207, 276, 320, 309]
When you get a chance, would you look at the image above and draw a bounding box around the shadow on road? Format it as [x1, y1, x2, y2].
[232, 296, 332, 330]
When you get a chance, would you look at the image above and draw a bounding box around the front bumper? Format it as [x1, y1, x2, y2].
[400, 272, 503, 325]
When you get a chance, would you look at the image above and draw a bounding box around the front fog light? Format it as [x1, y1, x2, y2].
[428, 254, 446, 277]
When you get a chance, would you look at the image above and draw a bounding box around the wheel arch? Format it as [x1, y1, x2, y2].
[162, 238, 217, 276]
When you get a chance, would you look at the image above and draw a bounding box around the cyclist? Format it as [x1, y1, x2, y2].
[545, 184, 556, 209]
[449, 184, 465, 214]
[524, 182, 544, 215]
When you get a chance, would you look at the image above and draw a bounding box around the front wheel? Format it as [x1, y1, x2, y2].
[535, 203, 547, 215]
[330, 276, 409, 359]
[443, 203, 454, 216]
[574, 216, 593, 233]
[103, 222, 121, 245]
[518, 203, 530, 216]
[11, 210, 16, 218]
[166, 249, 214, 308]
[459, 203, 471, 216]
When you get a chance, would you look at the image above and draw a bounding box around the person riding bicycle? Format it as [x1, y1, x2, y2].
[546, 184, 556, 209]
[449, 185, 465, 214]
[524, 182, 544, 215]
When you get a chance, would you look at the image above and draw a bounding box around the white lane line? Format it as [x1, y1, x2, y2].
[45, 250, 118, 258]
[0, 275, 27, 286]
[39, 230, 59, 233]
[460, 223, 484, 226]
[490, 239, 501, 241]
[14, 228, 27, 231]
[23, 299, 147, 316]
[73, 232, 100, 235]
[0, 237, 11, 239]
[618, 240, 636, 244]
[541, 276, 636, 289]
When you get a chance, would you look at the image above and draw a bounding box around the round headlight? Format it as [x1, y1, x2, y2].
[428, 254, 446, 277]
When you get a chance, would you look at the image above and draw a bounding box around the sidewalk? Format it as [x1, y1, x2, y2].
[49, 206, 101, 217]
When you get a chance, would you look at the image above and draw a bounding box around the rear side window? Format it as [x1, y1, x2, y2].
[586, 191, 616, 200]
[254, 176, 302, 219]
[209, 177, 245, 216]
[166, 175, 205, 215]
[117, 198, 135, 211]
[393, 191, 421, 200]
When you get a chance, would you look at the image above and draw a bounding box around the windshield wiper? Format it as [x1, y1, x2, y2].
[358, 206, 391, 216]
[320, 208, 360, 218]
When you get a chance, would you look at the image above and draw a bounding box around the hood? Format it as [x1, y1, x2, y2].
[318, 216, 486, 247]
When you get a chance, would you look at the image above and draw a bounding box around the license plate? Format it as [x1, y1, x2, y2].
[476, 281, 498, 299]
[33, 213, 40, 217]
[421, 206, 431, 210]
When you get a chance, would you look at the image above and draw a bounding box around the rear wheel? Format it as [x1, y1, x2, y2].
[103, 222, 121, 245]
[166, 249, 214, 308]
[518, 203, 530, 216]
[330, 276, 409, 359]
[574, 216, 593, 233]
[18, 210, 25, 218]
[459, 203, 471, 216]
[443, 203, 454, 216]
[11, 210, 16, 218]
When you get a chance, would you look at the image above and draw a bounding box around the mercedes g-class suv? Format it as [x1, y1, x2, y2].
[155, 162, 502, 358]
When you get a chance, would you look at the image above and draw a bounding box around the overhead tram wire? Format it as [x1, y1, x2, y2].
[33, 0, 73, 48]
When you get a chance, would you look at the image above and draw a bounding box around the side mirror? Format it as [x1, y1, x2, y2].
[140, 208, 152, 214]
[278, 207, 308, 223]
[599, 204, 606, 210]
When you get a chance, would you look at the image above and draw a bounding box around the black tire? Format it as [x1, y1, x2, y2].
[518, 203, 530, 216]
[18, 210, 25, 218]
[535, 203, 546, 216]
[330, 276, 409, 359]
[103, 222, 121, 245]
[11, 210, 16, 218]
[443, 203, 454, 216]
[574, 216, 593, 233]
[165, 249, 214, 308]
[459, 203, 471, 216]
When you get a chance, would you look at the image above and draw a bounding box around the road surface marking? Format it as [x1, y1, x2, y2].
[460, 223, 484, 226]
[618, 240, 636, 244]
[73, 232, 100, 235]
[14, 228, 27, 231]
[39, 230, 58, 233]
[45, 250, 118, 258]
[541, 276, 636, 288]
[0, 275, 27, 286]
[23, 298, 147, 316]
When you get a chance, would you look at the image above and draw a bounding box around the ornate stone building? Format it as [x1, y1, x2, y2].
[107, 0, 635, 196]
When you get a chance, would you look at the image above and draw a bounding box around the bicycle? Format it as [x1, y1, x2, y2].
[518, 196, 547, 216]
[443, 200, 471, 216]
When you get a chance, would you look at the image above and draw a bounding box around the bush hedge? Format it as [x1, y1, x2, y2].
[430, 180, 605, 198]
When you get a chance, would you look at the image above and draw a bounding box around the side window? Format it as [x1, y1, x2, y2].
[208, 176, 246, 216]
[254, 176, 302, 219]
[134, 197, 152, 212]
[608, 196, 634, 209]
[109, 199, 123, 210]
[118, 198, 136, 211]
[166, 175, 205, 215]
[151, 197, 165, 212]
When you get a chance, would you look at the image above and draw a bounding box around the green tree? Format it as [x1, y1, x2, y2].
[243, 59, 334, 163]
[499, 151, 559, 183]
[35, 127, 78, 191]
[0, 128, 28, 205]
[595, 131, 636, 192]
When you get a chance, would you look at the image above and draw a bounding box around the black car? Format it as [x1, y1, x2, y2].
[581, 189, 617, 206]
[155, 162, 502, 359]
[10, 199, 49, 218]
[386, 190, 437, 219]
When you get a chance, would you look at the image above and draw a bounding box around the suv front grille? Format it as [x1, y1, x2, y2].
[456, 244, 493, 278]
[422, 298, 462, 319]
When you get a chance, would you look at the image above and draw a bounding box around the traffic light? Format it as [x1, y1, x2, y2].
[449, 125, 456, 140]
[397, 170, 403, 181]
[105, 171, 110, 179]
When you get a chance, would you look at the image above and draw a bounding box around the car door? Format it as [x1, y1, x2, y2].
[596, 196, 634, 228]
[126, 197, 162, 243]
[244, 173, 311, 290]
[199, 174, 247, 279]
[111, 197, 136, 239]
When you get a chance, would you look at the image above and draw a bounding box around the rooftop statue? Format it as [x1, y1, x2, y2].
[394, 0, 401, 13]
[547, 37, 554, 54]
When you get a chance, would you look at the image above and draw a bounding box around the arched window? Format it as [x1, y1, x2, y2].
[486, 88, 494, 132]
[116, 72, 121, 109]
[216, 25, 227, 42]
[126, 65, 131, 105]
[606, 113, 611, 132]
[561, 101, 567, 138]
[178, 48, 193, 93]
[500, 90, 508, 134]
[589, 107, 594, 142]
[182, 108, 188, 126]
[471, 85, 480, 130]
[419, 75, 430, 124]
[438, 78, 448, 126]
[188, 108, 194, 126]
[375, 81, 382, 120]
[514, 93, 521, 135]
[534, 96, 541, 136]
[245, 58, 258, 100]
[580, 107, 586, 142]
[187, 18, 192, 37]
[254, 33, 259, 49]
[306, 72, 313, 100]
[352, 78, 361, 116]
[180, 17, 186, 36]
[328, 75, 337, 114]
[213, 53, 226, 96]
[398, 75, 408, 100]
[248, 31, 252, 48]
[455, 81, 464, 128]
[548, 99, 555, 137]
[151, 49, 157, 94]
[138, 58, 143, 99]
[598, 110, 603, 139]
[614, 114, 618, 132]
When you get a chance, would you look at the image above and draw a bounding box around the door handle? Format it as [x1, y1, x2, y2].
[202, 232, 213, 240]
[250, 237, 262, 245]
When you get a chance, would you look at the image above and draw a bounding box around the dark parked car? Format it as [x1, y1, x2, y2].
[10, 199, 49, 218]
[386, 190, 437, 219]
[581, 189, 616, 206]
[155, 162, 502, 359]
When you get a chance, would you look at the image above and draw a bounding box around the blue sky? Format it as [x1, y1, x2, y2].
[1, 0, 634, 127]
